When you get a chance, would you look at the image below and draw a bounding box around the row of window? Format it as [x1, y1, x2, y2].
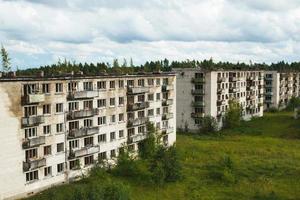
[216, 72, 263, 78]
[25, 143, 64, 160]
[23, 92, 167, 117]
[25, 163, 64, 182]
[24, 106, 168, 138]
[23, 78, 170, 95]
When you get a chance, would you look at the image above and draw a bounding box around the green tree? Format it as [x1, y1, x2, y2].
[163, 145, 182, 182]
[149, 146, 167, 185]
[113, 59, 120, 68]
[149, 145, 182, 184]
[113, 147, 138, 177]
[130, 58, 134, 67]
[139, 122, 158, 159]
[199, 115, 218, 134]
[122, 58, 127, 68]
[1, 45, 11, 72]
[224, 99, 242, 129]
[286, 97, 300, 111]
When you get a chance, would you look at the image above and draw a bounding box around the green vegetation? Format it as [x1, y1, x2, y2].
[1, 44, 11, 72]
[224, 99, 242, 129]
[198, 115, 218, 135]
[286, 97, 300, 111]
[5, 57, 300, 77]
[26, 112, 300, 200]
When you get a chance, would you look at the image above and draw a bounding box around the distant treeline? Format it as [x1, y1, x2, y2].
[16, 58, 300, 76]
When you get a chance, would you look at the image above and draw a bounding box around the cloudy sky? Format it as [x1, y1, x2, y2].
[0, 0, 300, 69]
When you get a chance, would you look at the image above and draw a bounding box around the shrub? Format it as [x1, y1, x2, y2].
[209, 155, 236, 184]
[150, 161, 166, 185]
[164, 145, 182, 182]
[103, 182, 130, 200]
[220, 155, 234, 170]
[113, 150, 138, 177]
[286, 97, 300, 111]
[253, 191, 280, 200]
[268, 107, 279, 113]
[149, 145, 182, 184]
[198, 116, 218, 134]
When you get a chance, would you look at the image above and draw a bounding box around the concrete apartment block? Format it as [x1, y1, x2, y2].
[264, 71, 299, 110]
[0, 73, 176, 200]
[174, 68, 264, 132]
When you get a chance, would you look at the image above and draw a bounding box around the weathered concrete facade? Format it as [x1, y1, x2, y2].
[174, 68, 264, 132]
[264, 71, 299, 110]
[0, 73, 176, 200]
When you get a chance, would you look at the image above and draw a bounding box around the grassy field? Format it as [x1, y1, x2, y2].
[27, 112, 300, 200]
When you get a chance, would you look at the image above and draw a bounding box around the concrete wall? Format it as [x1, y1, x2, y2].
[0, 74, 176, 200]
[174, 69, 264, 133]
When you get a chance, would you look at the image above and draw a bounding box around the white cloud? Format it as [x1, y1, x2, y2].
[0, 0, 300, 69]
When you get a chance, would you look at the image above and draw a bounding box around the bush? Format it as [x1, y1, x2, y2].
[150, 160, 166, 185]
[286, 97, 300, 111]
[198, 116, 218, 134]
[164, 146, 182, 182]
[253, 191, 280, 200]
[268, 107, 279, 113]
[103, 182, 130, 200]
[149, 145, 182, 184]
[113, 150, 139, 177]
[224, 100, 242, 129]
[209, 155, 236, 184]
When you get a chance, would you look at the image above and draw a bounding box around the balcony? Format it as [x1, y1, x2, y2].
[69, 145, 100, 159]
[67, 90, 99, 100]
[229, 88, 237, 93]
[127, 117, 148, 128]
[162, 113, 174, 121]
[265, 77, 273, 81]
[162, 85, 174, 92]
[217, 77, 226, 83]
[191, 112, 204, 118]
[192, 101, 205, 107]
[265, 91, 273, 95]
[162, 99, 173, 106]
[127, 87, 150, 95]
[191, 89, 205, 95]
[265, 84, 272, 88]
[217, 99, 226, 106]
[23, 158, 46, 172]
[217, 88, 225, 94]
[265, 99, 272, 103]
[22, 93, 45, 105]
[191, 77, 205, 84]
[68, 127, 99, 139]
[247, 76, 255, 81]
[247, 86, 256, 90]
[67, 108, 99, 120]
[127, 102, 149, 111]
[22, 115, 45, 127]
[128, 133, 147, 144]
[247, 104, 256, 109]
[229, 77, 238, 82]
[247, 95, 256, 101]
[22, 136, 45, 149]
[217, 110, 225, 116]
[161, 127, 174, 135]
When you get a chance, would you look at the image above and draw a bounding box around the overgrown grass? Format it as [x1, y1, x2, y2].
[26, 112, 300, 200]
